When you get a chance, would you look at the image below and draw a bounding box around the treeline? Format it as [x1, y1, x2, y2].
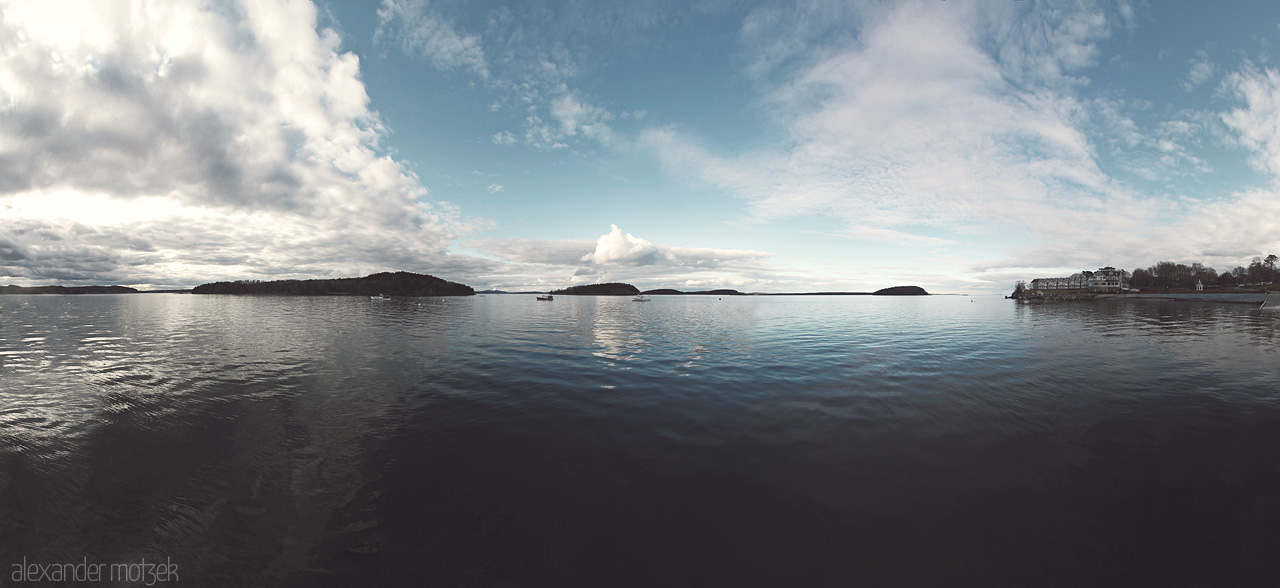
[192, 271, 474, 296]
[641, 288, 745, 295]
[1130, 255, 1278, 289]
[0, 285, 138, 294]
[551, 283, 640, 295]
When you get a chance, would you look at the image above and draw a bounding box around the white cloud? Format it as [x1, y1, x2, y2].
[374, 0, 488, 77]
[487, 183, 503, 194]
[491, 130, 518, 145]
[375, 0, 639, 151]
[1088, 98, 1214, 181]
[522, 113, 568, 149]
[996, 187, 1280, 276]
[464, 237, 596, 266]
[843, 227, 956, 248]
[0, 0, 489, 288]
[1181, 49, 1216, 91]
[1222, 62, 1280, 177]
[645, 0, 1127, 249]
[470, 225, 771, 269]
[463, 225, 776, 292]
[581, 224, 661, 265]
[549, 90, 614, 145]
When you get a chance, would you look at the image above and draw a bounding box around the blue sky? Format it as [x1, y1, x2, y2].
[2, 1, 1280, 292]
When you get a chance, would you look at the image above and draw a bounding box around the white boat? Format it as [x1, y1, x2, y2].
[371, 294, 389, 300]
[1262, 291, 1280, 309]
[632, 295, 648, 302]
[536, 295, 553, 301]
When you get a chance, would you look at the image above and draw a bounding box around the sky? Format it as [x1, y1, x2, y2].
[3, 0, 1280, 293]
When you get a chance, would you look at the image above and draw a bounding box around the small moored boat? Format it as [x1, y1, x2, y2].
[537, 295, 554, 301]
[371, 294, 389, 300]
[1262, 291, 1280, 309]
[632, 295, 648, 302]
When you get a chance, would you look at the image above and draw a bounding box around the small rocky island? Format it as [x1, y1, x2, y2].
[192, 271, 474, 296]
[551, 282, 640, 296]
[872, 286, 930, 296]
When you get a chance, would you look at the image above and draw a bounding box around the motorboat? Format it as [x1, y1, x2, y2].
[632, 295, 648, 302]
[537, 295, 553, 301]
[371, 294, 389, 300]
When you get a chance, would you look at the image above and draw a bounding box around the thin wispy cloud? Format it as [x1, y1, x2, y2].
[374, 0, 488, 77]
[491, 130, 518, 145]
[646, 1, 1120, 243]
[1182, 49, 1216, 91]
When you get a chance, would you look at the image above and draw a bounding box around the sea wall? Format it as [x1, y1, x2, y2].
[1096, 293, 1266, 304]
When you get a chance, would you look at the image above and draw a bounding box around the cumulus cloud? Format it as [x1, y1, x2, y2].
[464, 225, 774, 289]
[581, 225, 661, 265]
[580, 225, 772, 268]
[487, 183, 504, 194]
[0, 0, 489, 288]
[467, 233, 787, 292]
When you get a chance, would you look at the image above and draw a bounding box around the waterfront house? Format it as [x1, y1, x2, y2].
[1087, 267, 1129, 293]
[1029, 267, 1130, 293]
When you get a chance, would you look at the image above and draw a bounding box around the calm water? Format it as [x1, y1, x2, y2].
[2, 294, 1279, 586]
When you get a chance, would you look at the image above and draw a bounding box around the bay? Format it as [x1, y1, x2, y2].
[2, 293, 1279, 586]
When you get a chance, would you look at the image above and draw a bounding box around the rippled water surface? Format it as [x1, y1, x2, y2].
[3, 294, 1280, 586]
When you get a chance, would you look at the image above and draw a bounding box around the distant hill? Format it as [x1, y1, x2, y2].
[756, 292, 872, 296]
[872, 286, 929, 296]
[0, 285, 139, 295]
[690, 289, 743, 296]
[552, 282, 640, 296]
[641, 288, 746, 295]
[192, 271, 474, 296]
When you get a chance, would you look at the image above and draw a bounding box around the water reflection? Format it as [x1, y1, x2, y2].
[589, 298, 644, 364]
[2, 294, 1280, 585]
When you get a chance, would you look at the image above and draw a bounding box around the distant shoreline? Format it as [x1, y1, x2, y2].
[0, 285, 144, 295]
[3, 277, 932, 297]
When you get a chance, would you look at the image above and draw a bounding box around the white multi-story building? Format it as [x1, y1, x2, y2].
[1030, 267, 1130, 293]
[1086, 267, 1129, 292]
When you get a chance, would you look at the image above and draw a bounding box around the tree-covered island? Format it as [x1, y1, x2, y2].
[551, 283, 640, 296]
[192, 271, 474, 296]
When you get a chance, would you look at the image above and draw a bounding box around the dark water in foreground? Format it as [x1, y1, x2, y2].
[2, 293, 1279, 586]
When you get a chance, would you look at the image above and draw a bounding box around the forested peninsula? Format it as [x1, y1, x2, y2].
[192, 271, 474, 296]
[0, 285, 139, 294]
